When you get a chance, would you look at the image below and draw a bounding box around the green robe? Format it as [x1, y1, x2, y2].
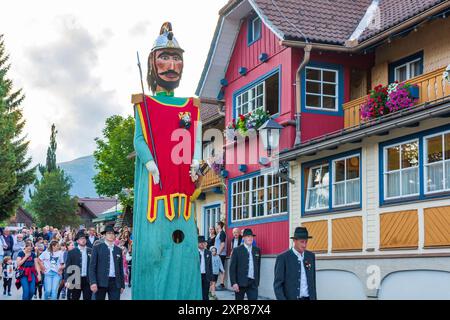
[131, 92, 203, 300]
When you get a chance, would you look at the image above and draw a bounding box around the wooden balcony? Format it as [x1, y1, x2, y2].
[344, 66, 450, 129]
[200, 169, 222, 189]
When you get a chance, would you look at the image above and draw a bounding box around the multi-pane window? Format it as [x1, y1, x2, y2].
[235, 72, 279, 117]
[305, 164, 329, 211]
[231, 173, 288, 222]
[384, 140, 419, 199]
[425, 132, 450, 193]
[333, 155, 360, 207]
[394, 58, 422, 82]
[236, 82, 264, 116]
[305, 66, 338, 111]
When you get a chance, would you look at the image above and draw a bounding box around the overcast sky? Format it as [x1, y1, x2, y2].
[0, 0, 228, 165]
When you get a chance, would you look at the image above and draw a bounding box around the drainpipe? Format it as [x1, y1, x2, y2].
[294, 44, 312, 146]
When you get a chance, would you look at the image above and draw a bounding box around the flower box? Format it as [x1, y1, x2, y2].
[408, 86, 420, 99]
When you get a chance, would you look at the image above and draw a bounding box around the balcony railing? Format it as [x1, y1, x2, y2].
[200, 169, 222, 189]
[344, 66, 450, 129]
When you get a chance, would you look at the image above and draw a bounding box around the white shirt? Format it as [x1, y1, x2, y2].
[292, 247, 309, 298]
[89, 236, 95, 244]
[39, 250, 64, 274]
[198, 249, 206, 274]
[79, 246, 88, 277]
[233, 238, 240, 248]
[244, 243, 254, 279]
[106, 242, 115, 277]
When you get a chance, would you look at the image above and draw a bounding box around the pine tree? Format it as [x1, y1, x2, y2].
[30, 124, 80, 228]
[38, 123, 57, 175]
[0, 34, 35, 221]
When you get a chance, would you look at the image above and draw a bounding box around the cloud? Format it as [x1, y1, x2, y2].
[24, 15, 122, 162]
[129, 20, 153, 37]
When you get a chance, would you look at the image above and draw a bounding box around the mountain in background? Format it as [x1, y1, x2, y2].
[59, 155, 99, 198]
[25, 155, 99, 201]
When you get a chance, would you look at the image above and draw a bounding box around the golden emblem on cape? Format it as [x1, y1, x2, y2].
[178, 111, 192, 129]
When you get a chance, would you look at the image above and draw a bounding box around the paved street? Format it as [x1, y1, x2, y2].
[0, 282, 264, 300]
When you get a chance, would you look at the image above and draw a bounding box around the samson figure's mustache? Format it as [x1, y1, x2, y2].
[159, 70, 180, 77]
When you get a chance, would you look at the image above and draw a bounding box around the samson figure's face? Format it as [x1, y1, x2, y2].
[155, 49, 183, 82]
[148, 48, 184, 92]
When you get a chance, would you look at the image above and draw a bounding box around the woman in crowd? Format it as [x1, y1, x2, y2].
[39, 240, 65, 300]
[207, 227, 216, 250]
[16, 240, 41, 300]
[34, 243, 45, 299]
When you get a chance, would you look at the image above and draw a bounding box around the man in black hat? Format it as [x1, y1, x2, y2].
[198, 236, 213, 300]
[229, 228, 261, 300]
[89, 225, 125, 300]
[65, 230, 92, 300]
[273, 226, 317, 300]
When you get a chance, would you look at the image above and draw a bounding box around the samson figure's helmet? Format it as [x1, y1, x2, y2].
[147, 22, 184, 93]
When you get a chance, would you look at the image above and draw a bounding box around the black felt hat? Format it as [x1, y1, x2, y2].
[101, 225, 119, 235]
[74, 231, 87, 241]
[242, 228, 256, 237]
[290, 227, 312, 240]
[198, 235, 206, 243]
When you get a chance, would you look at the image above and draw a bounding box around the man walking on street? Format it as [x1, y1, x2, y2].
[229, 228, 261, 300]
[65, 230, 92, 300]
[86, 228, 98, 249]
[273, 226, 317, 300]
[1, 229, 13, 258]
[198, 236, 213, 301]
[89, 225, 125, 300]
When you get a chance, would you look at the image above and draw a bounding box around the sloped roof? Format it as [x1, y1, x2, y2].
[359, 0, 446, 41]
[253, 0, 372, 44]
[219, 0, 449, 44]
[201, 100, 224, 124]
[78, 198, 118, 217]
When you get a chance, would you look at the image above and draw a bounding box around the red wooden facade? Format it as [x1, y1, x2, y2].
[221, 14, 373, 255]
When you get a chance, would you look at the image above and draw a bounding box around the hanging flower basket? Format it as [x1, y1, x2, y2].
[224, 109, 270, 139]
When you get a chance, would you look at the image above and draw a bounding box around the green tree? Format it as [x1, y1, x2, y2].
[0, 34, 35, 221]
[30, 124, 79, 228]
[30, 170, 79, 227]
[93, 115, 135, 210]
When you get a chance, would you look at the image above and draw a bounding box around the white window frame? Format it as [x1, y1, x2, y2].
[305, 66, 339, 112]
[236, 82, 265, 116]
[423, 130, 450, 195]
[203, 204, 221, 237]
[251, 16, 261, 43]
[305, 164, 330, 212]
[394, 57, 422, 82]
[332, 155, 361, 208]
[231, 172, 288, 223]
[383, 139, 420, 200]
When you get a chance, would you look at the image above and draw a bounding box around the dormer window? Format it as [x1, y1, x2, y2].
[248, 15, 261, 45]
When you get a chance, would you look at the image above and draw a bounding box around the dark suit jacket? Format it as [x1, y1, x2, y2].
[230, 236, 242, 251]
[64, 247, 92, 281]
[229, 244, 261, 287]
[199, 249, 213, 282]
[86, 236, 98, 249]
[273, 249, 317, 300]
[89, 242, 125, 289]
